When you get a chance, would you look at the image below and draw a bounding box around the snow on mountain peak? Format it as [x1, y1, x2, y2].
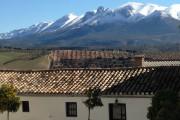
[61, 13, 79, 27]
[65, 13, 78, 20]
[41, 13, 79, 32]
[121, 2, 144, 9]
[118, 2, 167, 17]
[29, 21, 53, 32]
[166, 4, 180, 20]
[138, 4, 167, 16]
[118, 2, 144, 15]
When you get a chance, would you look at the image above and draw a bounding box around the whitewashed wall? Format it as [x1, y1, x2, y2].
[0, 95, 151, 120]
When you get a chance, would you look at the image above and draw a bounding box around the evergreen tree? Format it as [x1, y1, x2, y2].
[147, 90, 180, 120]
[0, 84, 20, 120]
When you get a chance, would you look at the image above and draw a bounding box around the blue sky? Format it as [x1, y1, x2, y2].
[0, 0, 180, 33]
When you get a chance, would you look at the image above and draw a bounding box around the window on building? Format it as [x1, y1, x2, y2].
[109, 103, 126, 120]
[66, 102, 77, 117]
[22, 101, 30, 112]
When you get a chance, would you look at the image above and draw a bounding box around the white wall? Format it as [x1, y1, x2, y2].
[0, 95, 151, 120]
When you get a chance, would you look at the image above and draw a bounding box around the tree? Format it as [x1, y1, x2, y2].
[147, 90, 180, 120]
[0, 84, 20, 120]
[83, 88, 103, 120]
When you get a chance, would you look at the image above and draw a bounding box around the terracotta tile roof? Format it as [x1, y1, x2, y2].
[50, 50, 129, 61]
[49, 50, 133, 69]
[0, 66, 179, 96]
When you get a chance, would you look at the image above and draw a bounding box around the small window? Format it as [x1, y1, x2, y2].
[22, 101, 30, 112]
[66, 102, 77, 117]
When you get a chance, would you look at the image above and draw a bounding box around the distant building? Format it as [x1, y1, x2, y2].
[134, 55, 180, 67]
[0, 66, 180, 120]
[49, 50, 133, 69]
[49, 50, 180, 69]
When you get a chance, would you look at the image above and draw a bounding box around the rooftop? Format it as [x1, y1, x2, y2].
[0, 66, 179, 96]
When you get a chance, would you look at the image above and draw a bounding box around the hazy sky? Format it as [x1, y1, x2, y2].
[0, 0, 180, 33]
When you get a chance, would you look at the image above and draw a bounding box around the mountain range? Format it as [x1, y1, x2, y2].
[0, 2, 180, 49]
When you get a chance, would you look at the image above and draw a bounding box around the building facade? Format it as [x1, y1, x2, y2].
[0, 95, 151, 120]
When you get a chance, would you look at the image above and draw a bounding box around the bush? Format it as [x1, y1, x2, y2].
[147, 90, 180, 120]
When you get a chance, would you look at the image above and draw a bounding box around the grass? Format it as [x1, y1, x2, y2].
[0, 51, 49, 70]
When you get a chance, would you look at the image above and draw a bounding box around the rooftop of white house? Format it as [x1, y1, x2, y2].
[0, 66, 179, 96]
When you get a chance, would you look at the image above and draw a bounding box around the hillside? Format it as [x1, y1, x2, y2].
[0, 50, 49, 70]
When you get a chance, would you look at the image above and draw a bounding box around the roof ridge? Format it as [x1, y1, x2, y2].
[0, 66, 180, 72]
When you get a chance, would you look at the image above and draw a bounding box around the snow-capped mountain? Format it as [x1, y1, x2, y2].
[0, 14, 78, 39]
[43, 13, 78, 32]
[0, 2, 180, 48]
[0, 22, 53, 39]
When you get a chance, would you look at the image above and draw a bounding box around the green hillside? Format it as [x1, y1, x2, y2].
[0, 51, 49, 70]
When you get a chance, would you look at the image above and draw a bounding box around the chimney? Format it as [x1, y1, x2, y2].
[134, 55, 145, 67]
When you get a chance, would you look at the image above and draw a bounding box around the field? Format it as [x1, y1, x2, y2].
[0, 50, 49, 70]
